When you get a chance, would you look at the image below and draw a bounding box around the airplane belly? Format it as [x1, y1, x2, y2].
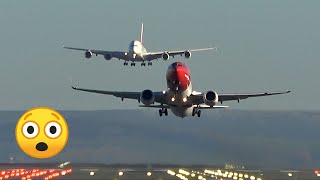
[171, 107, 193, 118]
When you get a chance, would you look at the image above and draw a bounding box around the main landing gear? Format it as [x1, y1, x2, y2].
[159, 108, 168, 117]
[141, 62, 152, 66]
[124, 61, 152, 66]
[123, 62, 136, 66]
[192, 107, 201, 117]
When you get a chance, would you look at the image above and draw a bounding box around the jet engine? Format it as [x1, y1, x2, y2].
[140, 89, 155, 106]
[203, 91, 218, 106]
[104, 53, 113, 60]
[162, 52, 170, 60]
[184, 50, 191, 59]
[85, 51, 92, 58]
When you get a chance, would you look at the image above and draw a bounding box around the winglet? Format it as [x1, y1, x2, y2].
[69, 77, 77, 90]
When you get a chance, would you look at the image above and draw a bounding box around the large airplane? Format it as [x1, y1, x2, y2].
[71, 62, 290, 118]
[63, 23, 214, 66]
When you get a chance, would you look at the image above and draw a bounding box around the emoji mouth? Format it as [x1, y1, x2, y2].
[36, 142, 48, 151]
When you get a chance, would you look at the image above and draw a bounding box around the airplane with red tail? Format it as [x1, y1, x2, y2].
[72, 62, 290, 118]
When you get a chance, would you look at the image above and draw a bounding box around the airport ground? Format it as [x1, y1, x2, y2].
[0, 163, 319, 180]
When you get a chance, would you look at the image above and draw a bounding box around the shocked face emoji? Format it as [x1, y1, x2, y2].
[15, 107, 68, 159]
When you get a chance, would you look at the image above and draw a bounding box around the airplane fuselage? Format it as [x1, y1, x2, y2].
[165, 62, 195, 117]
[128, 40, 147, 62]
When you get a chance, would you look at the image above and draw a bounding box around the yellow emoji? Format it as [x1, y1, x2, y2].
[15, 107, 68, 159]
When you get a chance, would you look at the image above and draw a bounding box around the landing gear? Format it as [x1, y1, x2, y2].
[130, 62, 136, 66]
[192, 107, 201, 117]
[123, 62, 128, 66]
[140, 62, 152, 66]
[159, 108, 168, 117]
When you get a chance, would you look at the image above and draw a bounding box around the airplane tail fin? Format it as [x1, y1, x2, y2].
[140, 22, 144, 44]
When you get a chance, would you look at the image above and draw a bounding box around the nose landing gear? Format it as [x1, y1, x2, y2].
[192, 107, 201, 117]
[159, 108, 168, 117]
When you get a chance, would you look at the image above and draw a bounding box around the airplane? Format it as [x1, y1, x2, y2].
[71, 62, 290, 118]
[63, 23, 214, 66]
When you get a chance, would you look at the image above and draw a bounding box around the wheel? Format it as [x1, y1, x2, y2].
[164, 108, 168, 116]
[192, 108, 196, 116]
[148, 62, 152, 66]
[159, 109, 163, 117]
[197, 110, 201, 117]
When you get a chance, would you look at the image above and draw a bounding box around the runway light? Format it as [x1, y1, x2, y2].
[288, 173, 293, 177]
[147, 172, 152, 176]
[198, 175, 203, 180]
[118, 171, 123, 176]
[244, 174, 249, 178]
[90, 171, 95, 176]
[257, 178, 262, 180]
[179, 169, 190, 176]
[171, 97, 175, 102]
[317, 173, 320, 177]
[191, 173, 195, 177]
[239, 173, 243, 178]
[250, 175, 256, 180]
[167, 170, 176, 176]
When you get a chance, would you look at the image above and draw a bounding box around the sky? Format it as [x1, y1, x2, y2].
[0, 0, 319, 110]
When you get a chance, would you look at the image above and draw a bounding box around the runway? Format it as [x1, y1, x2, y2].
[0, 163, 319, 180]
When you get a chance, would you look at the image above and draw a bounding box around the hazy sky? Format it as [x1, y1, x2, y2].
[0, 1, 319, 110]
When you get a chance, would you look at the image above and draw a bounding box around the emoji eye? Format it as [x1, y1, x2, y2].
[22, 122, 39, 138]
[45, 122, 61, 138]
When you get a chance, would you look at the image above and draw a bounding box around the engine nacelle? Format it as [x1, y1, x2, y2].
[203, 91, 219, 106]
[85, 51, 92, 58]
[162, 52, 170, 60]
[104, 53, 113, 60]
[140, 89, 155, 106]
[184, 50, 191, 59]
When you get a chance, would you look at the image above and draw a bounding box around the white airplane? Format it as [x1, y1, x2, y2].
[63, 23, 214, 66]
[71, 62, 290, 118]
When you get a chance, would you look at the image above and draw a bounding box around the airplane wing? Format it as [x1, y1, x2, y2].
[63, 46, 128, 60]
[144, 47, 215, 60]
[71, 86, 167, 104]
[139, 104, 228, 109]
[192, 90, 291, 104]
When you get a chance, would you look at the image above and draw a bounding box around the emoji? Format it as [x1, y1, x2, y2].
[15, 107, 68, 159]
